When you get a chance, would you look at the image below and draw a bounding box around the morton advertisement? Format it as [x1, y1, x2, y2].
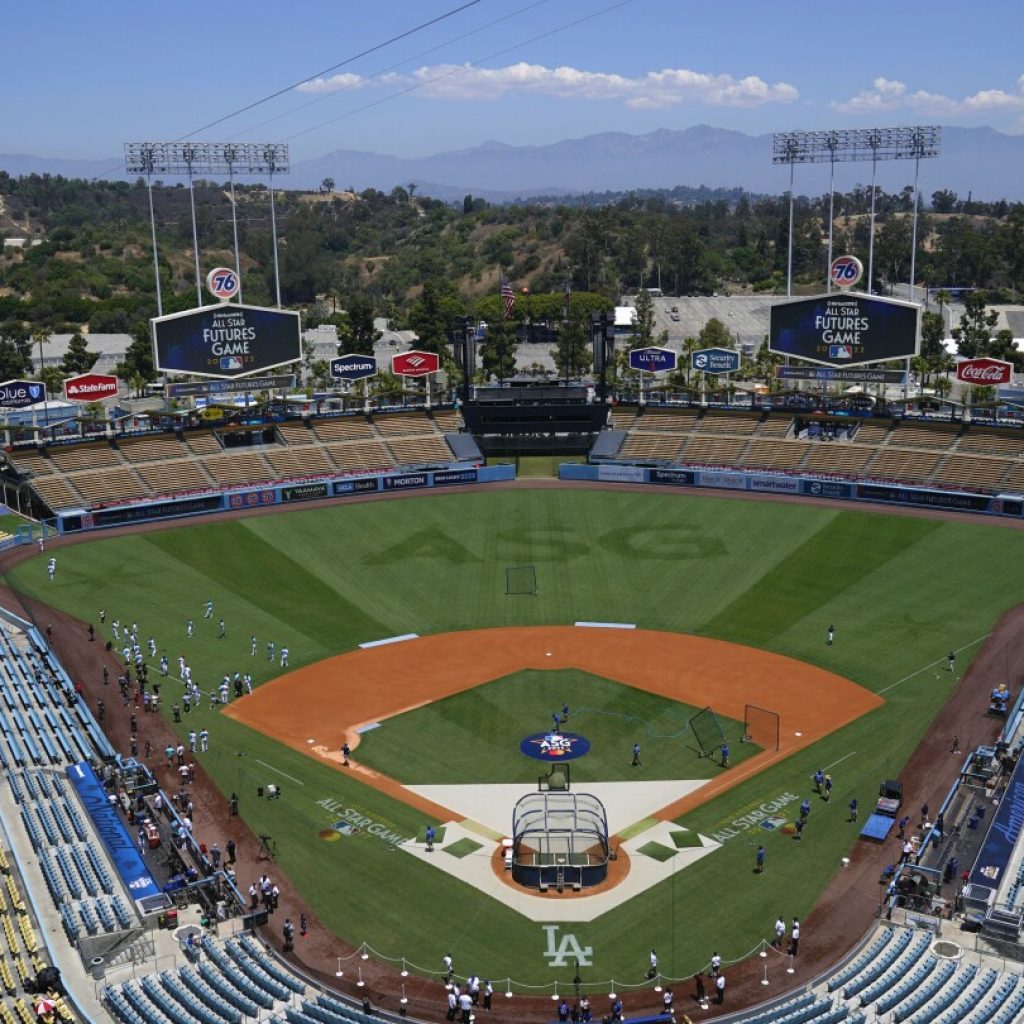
[151, 303, 302, 379]
[769, 292, 920, 367]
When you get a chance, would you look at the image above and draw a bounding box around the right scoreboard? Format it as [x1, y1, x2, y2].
[769, 292, 920, 368]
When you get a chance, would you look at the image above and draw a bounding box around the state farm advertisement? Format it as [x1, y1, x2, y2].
[63, 373, 119, 402]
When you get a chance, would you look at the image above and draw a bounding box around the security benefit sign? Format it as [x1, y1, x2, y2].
[151, 304, 302, 379]
[769, 292, 920, 367]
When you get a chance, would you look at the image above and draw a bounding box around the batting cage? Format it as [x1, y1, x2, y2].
[512, 792, 609, 890]
[688, 705, 727, 759]
[505, 565, 538, 596]
[744, 704, 780, 751]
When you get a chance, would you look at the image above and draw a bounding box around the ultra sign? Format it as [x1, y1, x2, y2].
[691, 347, 741, 374]
[0, 379, 45, 409]
[628, 347, 677, 373]
[331, 353, 378, 381]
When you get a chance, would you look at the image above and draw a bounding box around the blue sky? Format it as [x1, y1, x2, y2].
[6, 0, 1024, 161]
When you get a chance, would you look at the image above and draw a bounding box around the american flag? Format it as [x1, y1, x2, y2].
[501, 275, 516, 320]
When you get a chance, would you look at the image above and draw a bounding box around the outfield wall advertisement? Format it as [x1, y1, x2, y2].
[56, 465, 513, 534]
[769, 292, 920, 367]
[560, 463, 1020, 519]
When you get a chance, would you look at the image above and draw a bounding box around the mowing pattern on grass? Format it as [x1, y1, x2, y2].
[6, 490, 1023, 984]
[354, 669, 758, 785]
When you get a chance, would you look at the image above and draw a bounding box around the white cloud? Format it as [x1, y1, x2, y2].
[832, 76, 1024, 116]
[297, 72, 373, 94]
[297, 61, 798, 109]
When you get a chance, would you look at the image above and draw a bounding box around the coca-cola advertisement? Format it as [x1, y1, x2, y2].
[955, 357, 1014, 385]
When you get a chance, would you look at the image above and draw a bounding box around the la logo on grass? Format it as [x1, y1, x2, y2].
[542, 926, 593, 967]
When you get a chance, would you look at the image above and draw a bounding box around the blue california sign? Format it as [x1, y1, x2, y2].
[0, 379, 45, 409]
[331, 353, 378, 381]
[691, 347, 740, 374]
[628, 347, 677, 373]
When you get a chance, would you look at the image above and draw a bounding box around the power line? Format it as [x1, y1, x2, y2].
[229, 0, 552, 141]
[280, 0, 638, 144]
[180, 0, 485, 141]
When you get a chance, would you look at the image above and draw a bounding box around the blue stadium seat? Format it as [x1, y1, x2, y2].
[854, 931, 931, 1003]
[895, 963, 977, 1023]
[232, 935, 305, 993]
[197, 954, 273, 1011]
[176, 966, 244, 1024]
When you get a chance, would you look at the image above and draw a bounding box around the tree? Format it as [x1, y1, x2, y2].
[951, 291, 998, 358]
[59, 332, 98, 375]
[116, 322, 158, 382]
[550, 312, 592, 380]
[407, 279, 464, 354]
[344, 295, 381, 355]
[918, 311, 950, 384]
[480, 320, 517, 383]
[628, 289, 656, 351]
[0, 321, 33, 380]
[40, 366, 65, 398]
[320, 177, 335, 194]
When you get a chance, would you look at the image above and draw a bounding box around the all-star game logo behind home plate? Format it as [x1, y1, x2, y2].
[519, 731, 591, 761]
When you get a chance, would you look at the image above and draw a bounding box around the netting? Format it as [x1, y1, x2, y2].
[512, 792, 608, 866]
[505, 565, 537, 596]
[688, 705, 727, 758]
[745, 704, 780, 751]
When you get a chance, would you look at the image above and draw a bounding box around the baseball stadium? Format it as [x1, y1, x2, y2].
[1, 368, 1024, 1024]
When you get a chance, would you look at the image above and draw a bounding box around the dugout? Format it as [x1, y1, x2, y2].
[512, 792, 609, 891]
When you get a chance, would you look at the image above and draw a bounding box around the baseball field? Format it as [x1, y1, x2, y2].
[7, 487, 1023, 987]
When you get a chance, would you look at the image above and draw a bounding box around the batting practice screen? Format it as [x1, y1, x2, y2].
[688, 706, 727, 758]
[151, 303, 302, 378]
[769, 292, 920, 367]
[745, 704, 780, 751]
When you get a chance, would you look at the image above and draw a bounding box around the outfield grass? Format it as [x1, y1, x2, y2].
[355, 668, 756, 784]
[8, 489, 1024, 985]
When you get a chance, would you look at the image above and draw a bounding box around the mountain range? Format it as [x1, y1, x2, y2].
[3, 124, 1023, 202]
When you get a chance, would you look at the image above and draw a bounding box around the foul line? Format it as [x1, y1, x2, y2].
[359, 633, 419, 649]
[822, 751, 856, 772]
[877, 632, 992, 695]
[254, 759, 304, 785]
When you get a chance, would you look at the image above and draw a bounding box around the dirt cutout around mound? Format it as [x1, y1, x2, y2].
[226, 626, 882, 828]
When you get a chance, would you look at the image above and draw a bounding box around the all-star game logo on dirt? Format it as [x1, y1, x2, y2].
[520, 731, 591, 760]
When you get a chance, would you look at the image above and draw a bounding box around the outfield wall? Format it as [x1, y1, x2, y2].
[560, 463, 1024, 519]
[55, 464, 516, 534]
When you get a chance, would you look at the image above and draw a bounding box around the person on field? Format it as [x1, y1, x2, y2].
[631, 743, 641, 767]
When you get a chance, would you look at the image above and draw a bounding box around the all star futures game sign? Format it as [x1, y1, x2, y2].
[769, 292, 920, 368]
[151, 303, 302, 379]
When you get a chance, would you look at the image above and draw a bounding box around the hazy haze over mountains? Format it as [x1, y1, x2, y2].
[2, 125, 1022, 202]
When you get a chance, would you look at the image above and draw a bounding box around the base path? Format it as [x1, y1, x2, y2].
[225, 626, 882, 822]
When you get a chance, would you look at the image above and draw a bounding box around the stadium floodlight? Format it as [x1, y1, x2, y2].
[771, 126, 941, 298]
[124, 141, 291, 311]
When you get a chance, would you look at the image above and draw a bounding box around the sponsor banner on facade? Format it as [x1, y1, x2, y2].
[697, 470, 747, 490]
[382, 472, 429, 490]
[281, 482, 329, 503]
[92, 494, 223, 527]
[333, 478, 380, 496]
[169, 375, 295, 397]
[776, 366, 907, 384]
[749, 475, 801, 494]
[649, 468, 695, 486]
[801, 479, 853, 499]
[0, 379, 46, 408]
[227, 489, 277, 509]
[433, 469, 478, 486]
[598, 464, 646, 483]
[628, 347, 677, 373]
[64, 373, 119, 402]
[856, 483, 991, 512]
